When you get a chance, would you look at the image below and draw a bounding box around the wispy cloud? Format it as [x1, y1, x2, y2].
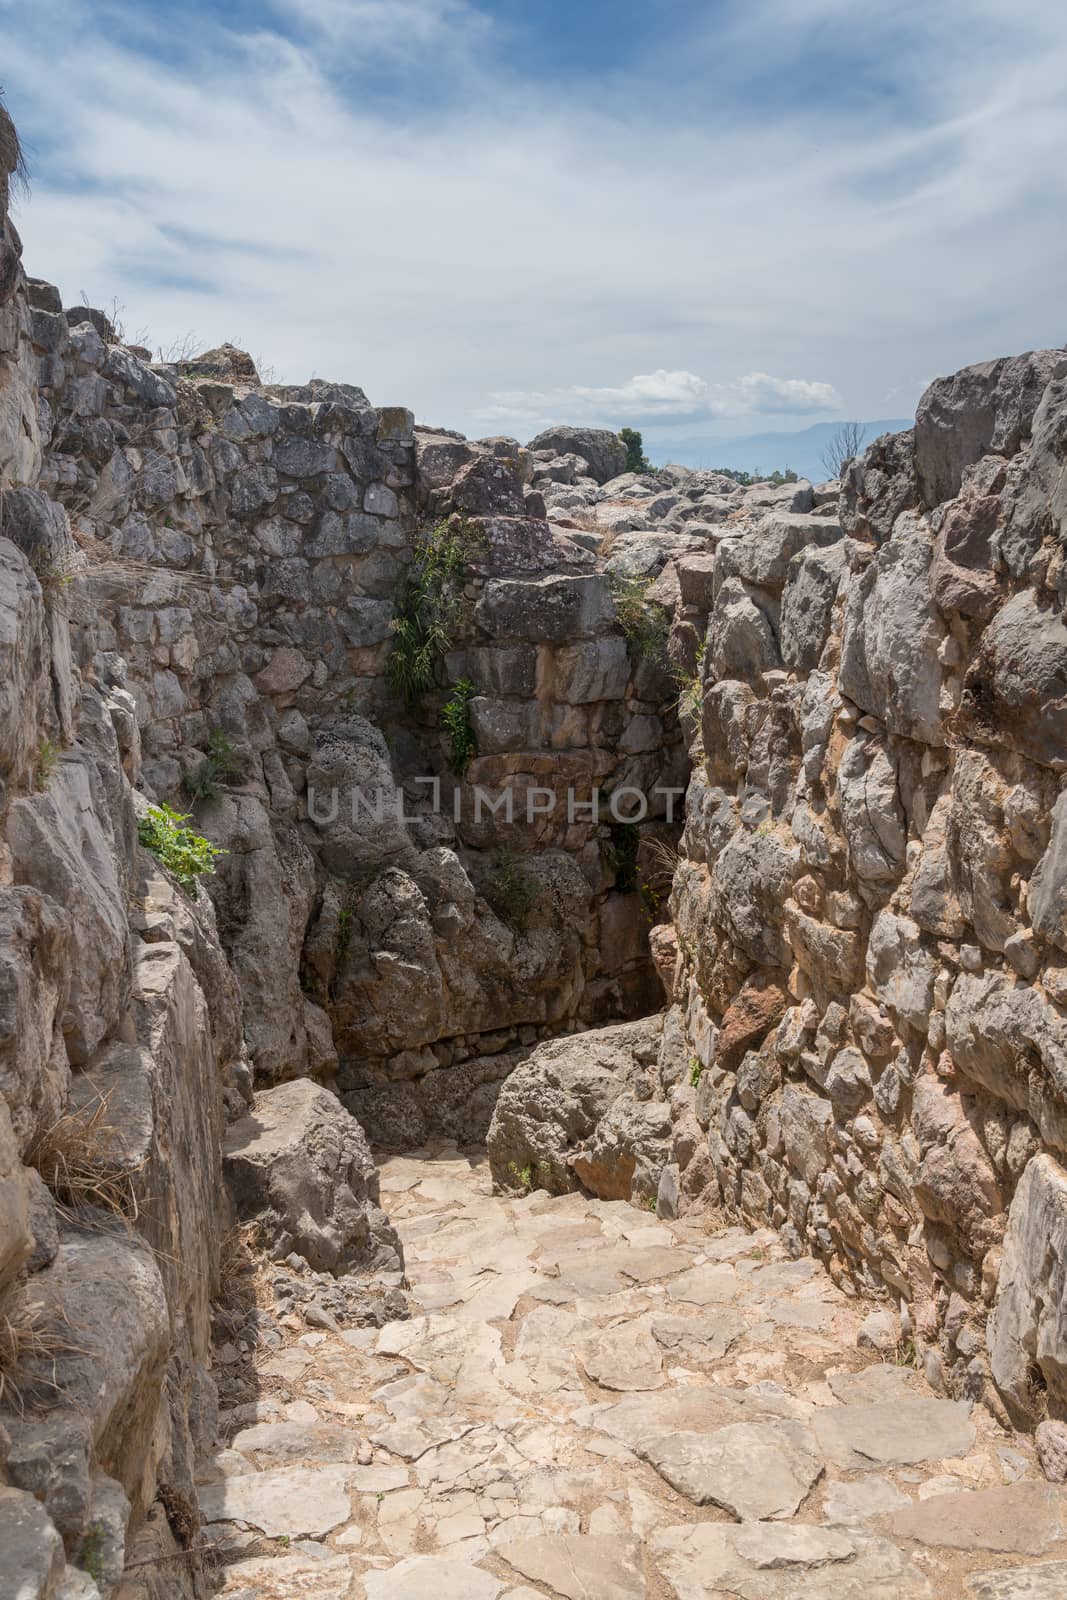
[2, 0, 1065, 444]
[483, 368, 841, 428]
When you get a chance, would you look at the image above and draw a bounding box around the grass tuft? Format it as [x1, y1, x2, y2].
[486, 848, 537, 931]
[387, 519, 484, 708]
[0, 1290, 84, 1413]
[441, 677, 478, 776]
[28, 1090, 144, 1223]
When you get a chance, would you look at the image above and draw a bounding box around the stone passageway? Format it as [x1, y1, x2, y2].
[199, 1149, 1065, 1599]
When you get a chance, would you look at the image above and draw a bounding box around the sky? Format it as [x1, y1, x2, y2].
[2, 0, 1066, 459]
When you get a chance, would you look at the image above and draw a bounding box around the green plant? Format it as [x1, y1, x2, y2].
[186, 727, 240, 803]
[487, 848, 537, 930]
[33, 737, 59, 791]
[672, 640, 705, 724]
[689, 1056, 703, 1087]
[709, 465, 798, 487]
[441, 678, 478, 776]
[619, 426, 651, 474]
[605, 822, 640, 893]
[645, 1195, 658, 1213]
[886, 1337, 922, 1370]
[508, 1160, 534, 1192]
[137, 804, 225, 897]
[610, 574, 670, 669]
[387, 519, 484, 708]
[79, 1522, 107, 1583]
[335, 907, 354, 964]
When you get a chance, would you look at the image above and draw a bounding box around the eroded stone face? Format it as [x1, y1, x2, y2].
[6, 78, 1067, 1588]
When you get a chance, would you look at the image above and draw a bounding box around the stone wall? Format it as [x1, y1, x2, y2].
[0, 99, 694, 1598]
[0, 102, 242, 1598]
[16, 296, 687, 1145]
[650, 350, 1067, 1425]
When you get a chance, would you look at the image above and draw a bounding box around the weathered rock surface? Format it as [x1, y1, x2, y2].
[224, 1078, 402, 1274]
[487, 1018, 666, 1200]
[187, 1148, 1048, 1599]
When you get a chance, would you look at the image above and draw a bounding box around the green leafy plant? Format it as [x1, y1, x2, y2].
[507, 1160, 534, 1192]
[186, 727, 240, 803]
[137, 804, 225, 897]
[33, 737, 60, 791]
[335, 907, 354, 964]
[645, 1195, 658, 1213]
[610, 574, 670, 669]
[79, 1522, 107, 1583]
[620, 426, 651, 474]
[689, 1056, 703, 1087]
[388, 519, 484, 708]
[487, 848, 537, 931]
[441, 678, 478, 776]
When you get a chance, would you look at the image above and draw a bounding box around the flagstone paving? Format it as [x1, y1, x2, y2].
[200, 1145, 1067, 1599]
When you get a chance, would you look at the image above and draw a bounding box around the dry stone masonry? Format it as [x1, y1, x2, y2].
[3, 90, 1067, 1598]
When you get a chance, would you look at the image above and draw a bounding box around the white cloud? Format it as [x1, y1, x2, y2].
[274, 0, 489, 56]
[482, 368, 840, 430]
[2, 0, 1065, 442]
[734, 373, 841, 415]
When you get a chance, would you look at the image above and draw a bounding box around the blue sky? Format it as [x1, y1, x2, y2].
[2, 0, 1066, 456]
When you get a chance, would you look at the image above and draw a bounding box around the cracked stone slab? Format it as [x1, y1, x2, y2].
[968, 1565, 1067, 1599]
[812, 1397, 975, 1469]
[363, 1554, 505, 1599]
[651, 1521, 933, 1600]
[222, 1549, 355, 1599]
[644, 1418, 823, 1518]
[665, 1265, 741, 1305]
[197, 1465, 353, 1538]
[498, 1533, 647, 1599]
[650, 1309, 747, 1362]
[889, 1482, 1067, 1555]
[580, 1315, 664, 1391]
[823, 1475, 911, 1524]
[229, 1421, 364, 1466]
[826, 1365, 926, 1405]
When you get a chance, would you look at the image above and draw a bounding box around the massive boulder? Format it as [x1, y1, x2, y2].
[527, 425, 628, 485]
[487, 1017, 665, 1200]
[224, 1079, 403, 1275]
[989, 1154, 1067, 1423]
[914, 350, 1067, 507]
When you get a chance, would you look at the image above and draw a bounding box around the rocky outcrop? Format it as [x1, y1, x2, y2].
[491, 345, 1067, 1434]
[224, 1079, 402, 1275]
[627, 347, 1067, 1425]
[487, 1016, 667, 1200]
[6, 295, 687, 1145]
[0, 110, 408, 1598]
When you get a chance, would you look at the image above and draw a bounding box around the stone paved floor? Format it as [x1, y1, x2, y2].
[200, 1147, 1067, 1599]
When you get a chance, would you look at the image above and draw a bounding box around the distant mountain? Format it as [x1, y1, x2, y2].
[651, 418, 913, 483]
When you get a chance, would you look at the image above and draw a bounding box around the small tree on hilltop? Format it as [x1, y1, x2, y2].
[620, 427, 651, 474]
[821, 422, 867, 480]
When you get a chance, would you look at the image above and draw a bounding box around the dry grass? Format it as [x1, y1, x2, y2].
[0, 1290, 84, 1412]
[27, 1090, 144, 1224]
[0, 95, 27, 192]
[217, 1223, 268, 1324]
